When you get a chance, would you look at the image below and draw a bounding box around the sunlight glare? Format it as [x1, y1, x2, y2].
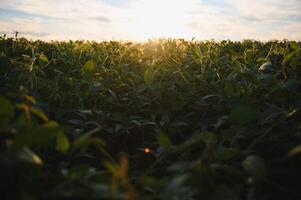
[127, 0, 197, 40]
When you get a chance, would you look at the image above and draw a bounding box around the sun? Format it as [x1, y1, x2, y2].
[126, 0, 197, 40]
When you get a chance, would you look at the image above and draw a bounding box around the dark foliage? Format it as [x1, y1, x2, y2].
[0, 36, 301, 200]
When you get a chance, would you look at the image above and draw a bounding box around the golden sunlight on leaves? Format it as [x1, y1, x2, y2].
[110, 154, 138, 200]
[116, 154, 129, 180]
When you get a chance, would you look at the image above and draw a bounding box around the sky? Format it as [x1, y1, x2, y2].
[0, 0, 301, 41]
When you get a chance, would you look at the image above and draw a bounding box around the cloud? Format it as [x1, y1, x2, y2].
[226, 0, 301, 22]
[188, 0, 301, 40]
[0, 0, 300, 41]
[0, 17, 52, 38]
[0, 0, 115, 20]
[18, 31, 49, 37]
[0, 17, 41, 32]
[94, 16, 110, 23]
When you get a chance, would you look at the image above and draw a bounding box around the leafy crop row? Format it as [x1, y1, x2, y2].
[0, 36, 300, 200]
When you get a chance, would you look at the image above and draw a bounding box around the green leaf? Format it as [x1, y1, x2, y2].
[217, 148, 240, 161]
[205, 67, 216, 80]
[259, 62, 273, 73]
[224, 82, 235, 97]
[0, 97, 14, 118]
[288, 145, 301, 157]
[84, 60, 95, 71]
[0, 97, 14, 129]
[30, 107, 48, 122]
[282, 79, 299, 92]
[56, 132, 70, 152]
[25, 94, 36, 104]
[232, 60, 242, 73]
[139, 176, 159, 189]
[176, 131, 207, 153]
[144, 69, 155, 85]
[74, 126, 101, 148]
[43, 120, 60, 128]
[194, 45, 202, 58]
[107, 89, 118, 100]
[283, 51, 295, 64]
[289, 54, 301, 68]
[157, 130, 172, 150]
[290, 41, 299, 50]
[230, 105, 257, 125]
[103, 161, 117, 174]
[258, 73, 276, 86]
[81, 60, 96, 81]
[242, 155, 266, 182]
[18, 147, 43, 165]
[164, 175, 192, 200]
[212, 185, 239, 200]
[39, 53, 49, 63]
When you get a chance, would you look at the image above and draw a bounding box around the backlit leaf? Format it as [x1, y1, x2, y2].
[39, 53, 49, 63]
[18, 147, 43, 165]
[230, 105, 257, 125]
[57, 132, 70, 152]
[144, 69, 155, 85]
[81, 60, 96, 81]
[157, 130, 172, 150]
[30, 107, 48, 122]
[288, 145, 301, 157]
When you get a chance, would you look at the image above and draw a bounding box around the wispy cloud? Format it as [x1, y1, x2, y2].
[227, 0, 301, 22]
[94, 16, 111, 23]
[0, 0, 300, 40]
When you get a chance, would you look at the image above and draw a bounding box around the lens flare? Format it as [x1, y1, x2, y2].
[144, 148, 151, 154]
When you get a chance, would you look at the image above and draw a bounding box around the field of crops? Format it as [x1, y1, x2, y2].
[0, 36, 301, 200]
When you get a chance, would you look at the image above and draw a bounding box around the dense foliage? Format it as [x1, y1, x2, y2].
[0, 36, 301, 200]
